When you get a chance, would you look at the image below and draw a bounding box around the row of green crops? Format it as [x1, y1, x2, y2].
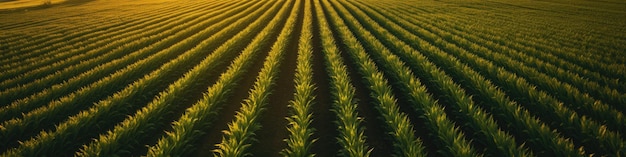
[1, 0, 624, 156]
[321, 0, 430, 156]
[281, 0, 316, 156]
[313, 0, 371, 156]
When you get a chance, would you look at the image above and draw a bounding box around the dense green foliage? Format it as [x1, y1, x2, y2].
[1, 0, 624, 156]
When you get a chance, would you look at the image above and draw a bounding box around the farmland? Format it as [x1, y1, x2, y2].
[1, 0, 625, 156]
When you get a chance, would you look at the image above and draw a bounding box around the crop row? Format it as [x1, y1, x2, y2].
[281, 0, 317, 156]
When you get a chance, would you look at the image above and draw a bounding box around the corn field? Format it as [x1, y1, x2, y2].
[0, 0, 625, 156]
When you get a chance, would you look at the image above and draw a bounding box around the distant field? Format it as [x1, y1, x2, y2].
[0, 0, 66, 10]
[0, 0, 625, 156]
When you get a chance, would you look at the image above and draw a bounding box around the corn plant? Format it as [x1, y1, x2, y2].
[314, 0, 371, 156]
[281, 0, 316, 156]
